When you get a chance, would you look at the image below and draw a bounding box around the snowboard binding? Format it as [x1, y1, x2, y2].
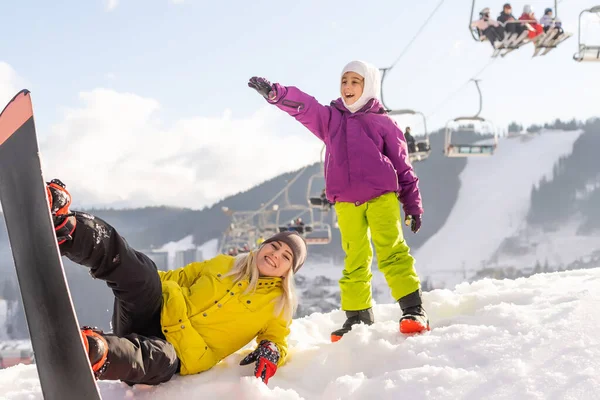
[81, 326, 109, 379]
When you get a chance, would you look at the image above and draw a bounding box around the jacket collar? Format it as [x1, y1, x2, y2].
[331, 97, 386, 115]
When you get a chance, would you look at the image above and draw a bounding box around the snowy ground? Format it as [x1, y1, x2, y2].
[415, 130, 584, 287]
[1, 268, 599, 399]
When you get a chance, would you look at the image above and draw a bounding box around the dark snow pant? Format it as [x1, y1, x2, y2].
[60, 212, 180, 386]
[504, 22, 525, 37]
[483, 26, 506, 47]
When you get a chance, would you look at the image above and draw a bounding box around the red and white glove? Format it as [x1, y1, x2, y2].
[239, 340, 280, 384]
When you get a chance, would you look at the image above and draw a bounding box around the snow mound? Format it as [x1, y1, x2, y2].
[1, 268, 600, 399]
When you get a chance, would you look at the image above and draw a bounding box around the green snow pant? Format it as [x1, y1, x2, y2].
[334, 192, 421, 311]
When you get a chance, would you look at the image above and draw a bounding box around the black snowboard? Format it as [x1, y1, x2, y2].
[0, 90, 101, 399]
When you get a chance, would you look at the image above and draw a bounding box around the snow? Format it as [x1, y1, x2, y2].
[156, 235, 196, 270]
[414, 130, 584, 287]
[1, 268, 600, 399]
[197, 238, 219, 260]
[490, 219, 600, 270]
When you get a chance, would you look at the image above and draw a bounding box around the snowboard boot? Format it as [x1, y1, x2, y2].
[81, 326, 109, 379]
[398, 289, 430, 334]
[331, 308, 374, 342]
[46, 178, 76, 244]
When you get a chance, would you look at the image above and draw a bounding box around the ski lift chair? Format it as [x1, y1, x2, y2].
[278, 224, 313, 235]
[388, 109, 431, 162]
[444, 116, 498, 157]
[307, 172, 333, 210]
[304, 223, 332, 245]
[469, 5, 531, 58]
[573, 6, 600, 62]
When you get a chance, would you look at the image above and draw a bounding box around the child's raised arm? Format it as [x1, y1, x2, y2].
[248, 77, 331, 141]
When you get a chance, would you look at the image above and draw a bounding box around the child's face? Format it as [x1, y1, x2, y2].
[256, 240, 294, 277]
[341, 72, 364, 106]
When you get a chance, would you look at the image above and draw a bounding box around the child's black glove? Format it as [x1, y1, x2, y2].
[405, 214, 422, 234]
[248, 77, 277, 101]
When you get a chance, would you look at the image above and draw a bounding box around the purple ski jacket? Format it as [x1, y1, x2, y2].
[268, 84, 423, 216]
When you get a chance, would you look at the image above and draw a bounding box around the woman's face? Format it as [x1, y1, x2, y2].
[341, 71, 364, 105]
[256, 240, 294, 277]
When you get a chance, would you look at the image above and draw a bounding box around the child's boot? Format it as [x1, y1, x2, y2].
[398, 289, 430, 334]
[331, 308, 374, 342]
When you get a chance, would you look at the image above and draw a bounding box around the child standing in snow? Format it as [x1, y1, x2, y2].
[46, 179, 307, 385]
[248, 60, 429, 341]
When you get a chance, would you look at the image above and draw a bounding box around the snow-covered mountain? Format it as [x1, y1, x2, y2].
[415, 129, 589, 287]
[1, 268, 599, 399]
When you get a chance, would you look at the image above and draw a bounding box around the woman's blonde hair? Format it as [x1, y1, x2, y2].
[225, 249, 298, 320]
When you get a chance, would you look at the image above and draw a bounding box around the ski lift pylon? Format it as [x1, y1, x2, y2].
[444, 79, 497, 157]
[573, 6, 600, 62]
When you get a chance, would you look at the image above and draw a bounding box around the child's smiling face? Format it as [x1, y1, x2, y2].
[341, 71, 364, 106]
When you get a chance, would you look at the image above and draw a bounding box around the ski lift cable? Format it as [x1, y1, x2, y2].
[384, 0, 446, 72]
[426, 57, 497, 119]
[230, 165, 310, 228]
[219, 171, 310, 250]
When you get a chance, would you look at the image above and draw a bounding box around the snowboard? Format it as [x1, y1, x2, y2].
[0, 90, 102, 399]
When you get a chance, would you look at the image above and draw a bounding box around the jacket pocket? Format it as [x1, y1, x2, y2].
[161, 281, 212, 375]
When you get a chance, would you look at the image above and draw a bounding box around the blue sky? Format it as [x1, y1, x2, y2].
[1, 0, 599, 209]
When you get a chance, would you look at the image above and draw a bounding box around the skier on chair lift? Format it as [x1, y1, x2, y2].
[404, 127, 417, 154]
[540, 8, 564, 40]
[519, 5, 544, 40]
[498, 3, 528, 45]
[471, 7, 506, 49]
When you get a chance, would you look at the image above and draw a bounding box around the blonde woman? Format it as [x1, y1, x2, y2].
[47, 179, 307, 386]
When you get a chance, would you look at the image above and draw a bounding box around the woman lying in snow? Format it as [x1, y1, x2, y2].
[46, 179, 307, 386]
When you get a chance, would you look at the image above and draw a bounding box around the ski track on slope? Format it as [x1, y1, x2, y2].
[1, 268, 600, 399]
[414, 130, 583, 288]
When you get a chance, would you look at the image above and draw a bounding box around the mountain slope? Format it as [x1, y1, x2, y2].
[1, 268, 599, 399]
[414, 129, 583, 287]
